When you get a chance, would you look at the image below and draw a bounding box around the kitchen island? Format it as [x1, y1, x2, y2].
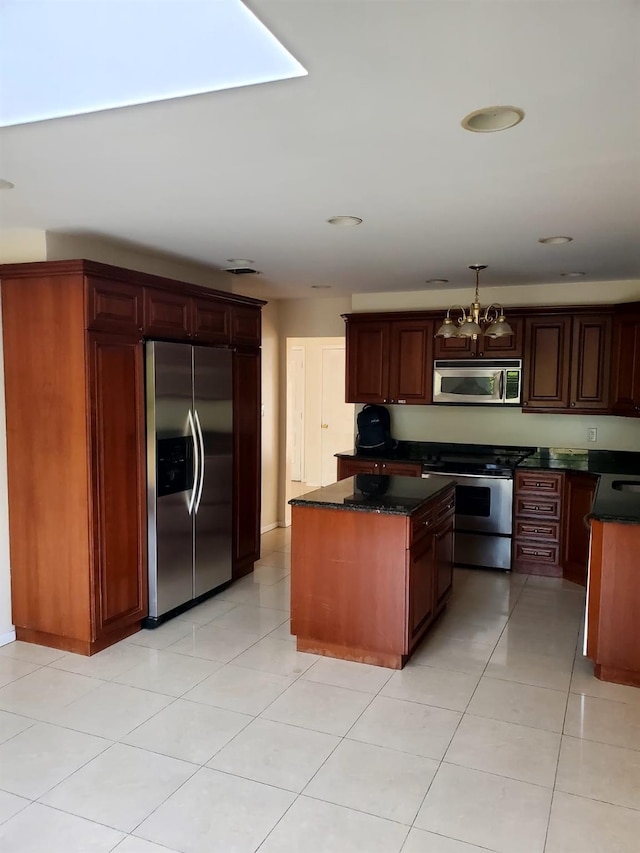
[289, 475, 455, 669]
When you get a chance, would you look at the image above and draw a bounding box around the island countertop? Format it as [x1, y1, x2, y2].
[289, 474, 455, 516]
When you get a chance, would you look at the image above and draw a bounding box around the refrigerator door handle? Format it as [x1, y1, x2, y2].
[194, 409, 205, 514]
[187, 409, 199, 515]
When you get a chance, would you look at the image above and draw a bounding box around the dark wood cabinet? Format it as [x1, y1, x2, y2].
[563, 472, 597, 587]
[1, 259, 265, 653]
[345, 320, 390, 403]
[512, 470, 564, 577]
[434, 315, 523, 359]
[407, 529, 435, 644]
[144, 288, 192, 339]
[232, 305, 262, 347]
[523, 316, 572, 410]
[88, 332, 147, 637]
[1, 269, 148, 654]
[434, 510, 455, 607]
[611, 310, 640, 417]
[524, 313, 613, 413]
[86, 277, 143, 335]
[345, 315, 432, 404]
[570, 315, 612, 410]
[337, 457, 422, 480]
[192, 296, 231, 345]
[233, 348, 262, 578]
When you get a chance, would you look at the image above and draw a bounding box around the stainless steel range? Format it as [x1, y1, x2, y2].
[421, 446, 535, 571]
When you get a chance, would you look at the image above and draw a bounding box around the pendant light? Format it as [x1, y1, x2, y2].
[435, 265, 514, 340]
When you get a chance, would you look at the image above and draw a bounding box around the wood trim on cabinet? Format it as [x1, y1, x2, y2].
[232, 348, 261, 578]
[86, 277, 143, 334]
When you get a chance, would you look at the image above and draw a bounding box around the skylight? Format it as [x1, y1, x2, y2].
[0, 0, 307, 127]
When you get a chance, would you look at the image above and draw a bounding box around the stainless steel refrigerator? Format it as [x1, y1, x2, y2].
[145, 341, 233, 626]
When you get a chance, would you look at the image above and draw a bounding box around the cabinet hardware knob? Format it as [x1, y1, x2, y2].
[523, 401, 528, 406]
[382, 464, 386, 469]
[571, 402, 576, 407]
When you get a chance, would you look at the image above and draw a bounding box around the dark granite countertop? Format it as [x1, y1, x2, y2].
[588, 474, 640, 525]
[289, 475, 455, 516]
[335, 443, 640, 525]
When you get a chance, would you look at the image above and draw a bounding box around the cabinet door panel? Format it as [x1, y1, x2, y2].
[571, 315, 612, 410]
[89, 333, 147, 636]
[337, 458, 379, 479]
[232, 306, 261, 347]
[144, 289, 192, 339]
[345, 321, 390, 403]
[433, 334, 475, 358]
[389, 320, 433, 404]
[86, 277, 143, 334]
[233, 349, 261, 577]
[192, 297, 231, 345]
[407, 532, 434, 648]
[434, 513, 454, 608]
[523, 317, 572, 409]
[478, 316, 524, 357]
[611, 314, 640, 417]
[563, 473, 597, 587]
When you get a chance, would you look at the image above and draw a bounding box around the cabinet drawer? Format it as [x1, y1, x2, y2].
[378, 461, 422, 476]
[515, 471, 563, 495]
[514, 519, 560, 541]
[435, 489, 456, 522]
[513, 539, 560, 565]
[515, 494, 562, 520]
[411, 504, 435, 543]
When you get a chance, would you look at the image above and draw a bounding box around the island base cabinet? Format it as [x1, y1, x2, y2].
[291, 487, 454, 669]
[586, 520, 640, 687]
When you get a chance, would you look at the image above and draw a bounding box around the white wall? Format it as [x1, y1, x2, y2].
[352, 278, 640, 312]
[389, 406, 640, 452]
[0, 228, 47, 264]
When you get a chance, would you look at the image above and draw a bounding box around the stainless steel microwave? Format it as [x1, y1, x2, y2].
[433, 359, 522, 405]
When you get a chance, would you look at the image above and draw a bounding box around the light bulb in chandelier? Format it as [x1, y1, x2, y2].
[434, 264, 513, 340]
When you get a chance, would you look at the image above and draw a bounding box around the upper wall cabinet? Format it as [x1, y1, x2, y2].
[611, 309, 640, 418]
[86, 276, 144, 335]
[345, 315, 433, 404]
[144, 288, 192, 339]
[433, 315, 524, 359]
[523, 313, 613, 413]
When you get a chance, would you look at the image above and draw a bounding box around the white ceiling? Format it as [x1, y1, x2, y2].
[1, 0, 639, 299]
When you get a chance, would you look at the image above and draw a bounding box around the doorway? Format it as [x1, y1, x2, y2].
[285, 337, 355, 524]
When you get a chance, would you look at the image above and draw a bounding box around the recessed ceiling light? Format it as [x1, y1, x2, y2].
[326, 216, 363, 226]
[311, 285, 331, 289]
[538, 236, 573, 245]
[426, 279, 449, 285]
[461, 105, 525, 133]
[226, 259, 254, 266]
[0, 179, 14, 190]
[560, 271, 586, 277]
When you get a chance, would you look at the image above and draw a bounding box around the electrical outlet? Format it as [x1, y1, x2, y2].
[588, 427, 597, 442]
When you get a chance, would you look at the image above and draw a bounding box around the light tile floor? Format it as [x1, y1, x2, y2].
[1, 526, 640, 851]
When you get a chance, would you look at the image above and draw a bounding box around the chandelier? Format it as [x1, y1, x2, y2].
[435, 264, 514, 339]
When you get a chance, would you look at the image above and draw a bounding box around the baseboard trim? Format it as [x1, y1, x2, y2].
[0, 629, 17, 647]
[260, 522, 279, 534]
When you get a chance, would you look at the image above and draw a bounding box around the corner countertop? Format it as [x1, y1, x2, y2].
[289, 475, 455, 516]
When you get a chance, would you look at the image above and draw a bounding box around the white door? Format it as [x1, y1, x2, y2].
[290, 347, 305, 482]
[320, 347, 355, 486]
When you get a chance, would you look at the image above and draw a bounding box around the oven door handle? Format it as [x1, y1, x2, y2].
[422, 470, 512, 480]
